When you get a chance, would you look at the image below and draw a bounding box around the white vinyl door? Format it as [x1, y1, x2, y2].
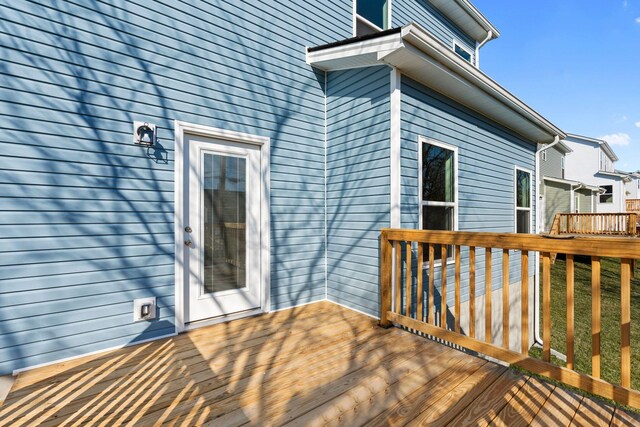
[184, 134, 262, 323]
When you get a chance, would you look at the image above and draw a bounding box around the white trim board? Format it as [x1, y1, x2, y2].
[173, 121, 271, 333]
[390, 67, 401, 228]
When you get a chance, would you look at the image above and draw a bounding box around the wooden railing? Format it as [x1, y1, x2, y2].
[550, 213, 637, 237]
[627, 199, 640, 214]
[380, 229, 640, 408]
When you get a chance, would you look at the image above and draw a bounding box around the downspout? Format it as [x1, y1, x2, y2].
[475, 30, 493, 68]
[533, 135, 560, 346]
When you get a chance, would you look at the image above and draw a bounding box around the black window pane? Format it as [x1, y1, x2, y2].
[357, 0, 387, 29]
[454, 45, 472, 62]
[517, 210, 530, 233]
[423, 144, 454, 203]
[423, 206, 453, 260]
[599, 185, 613, 203]
[423, 205, 453, 231]
[516, 170, 530, 208]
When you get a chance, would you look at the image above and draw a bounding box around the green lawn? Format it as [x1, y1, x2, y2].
[530, 256, 640, 389]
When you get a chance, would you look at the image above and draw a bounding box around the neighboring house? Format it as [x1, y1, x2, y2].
[537, 141, 600, 231]
[624, 171, 640, 200]
[562, 134, 629, 213]
[0, 0, 564, 375]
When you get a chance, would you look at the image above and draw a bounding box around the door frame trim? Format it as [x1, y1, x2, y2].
[174, 120, 271, 333]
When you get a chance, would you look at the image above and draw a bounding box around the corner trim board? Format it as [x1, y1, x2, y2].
[390, 67, 401, 228]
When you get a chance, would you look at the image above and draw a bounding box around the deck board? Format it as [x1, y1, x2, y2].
[0, 301, 637, 426]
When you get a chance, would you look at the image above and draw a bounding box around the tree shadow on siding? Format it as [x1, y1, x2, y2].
[0, 1, 526, 425]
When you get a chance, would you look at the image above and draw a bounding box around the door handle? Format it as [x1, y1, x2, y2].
[184, 240, 194, 248]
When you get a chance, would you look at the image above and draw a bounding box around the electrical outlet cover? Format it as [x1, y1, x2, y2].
[133, 297, 157, 322]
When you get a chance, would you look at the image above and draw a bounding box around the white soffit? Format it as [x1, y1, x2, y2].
[306, 24, 564, 144]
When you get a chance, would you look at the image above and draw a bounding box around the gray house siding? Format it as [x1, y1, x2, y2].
[540, 145, 565, 179]
[0, 0, 351, 374]
[393, 0, 476, 63]
[576, 188, 593, 213]
[543, 181, 572, 230]
[326, 66, 391, 317]
[400, 76, 536, 306]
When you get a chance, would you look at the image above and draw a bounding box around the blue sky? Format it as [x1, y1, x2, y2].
[473, 0, 640, 172]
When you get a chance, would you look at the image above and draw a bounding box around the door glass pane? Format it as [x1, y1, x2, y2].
[203, 153, 246, 294]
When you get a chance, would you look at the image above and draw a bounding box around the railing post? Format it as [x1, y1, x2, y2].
[379, 231, 393, 328]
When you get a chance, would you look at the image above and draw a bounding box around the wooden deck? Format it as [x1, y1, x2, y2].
[1, 302, 639, 426]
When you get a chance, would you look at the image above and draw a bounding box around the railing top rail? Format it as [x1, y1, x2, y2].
[559, 213, 635, 217]
[381, 229, 640, 258]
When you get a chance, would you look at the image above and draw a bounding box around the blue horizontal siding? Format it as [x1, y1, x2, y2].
[393, 0, 476, 62]
[0, 0, 353, 374]
[400, 75, 536, 306]
[326, 66, 391, 318]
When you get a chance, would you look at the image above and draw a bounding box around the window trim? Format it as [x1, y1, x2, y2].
[418, 137, 459, 264]
[353, 0, 391, 37]
[514, 166, 533, 234]
[452, 40, 473, 63]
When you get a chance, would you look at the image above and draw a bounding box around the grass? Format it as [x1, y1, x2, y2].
[529, 256, 640, 390]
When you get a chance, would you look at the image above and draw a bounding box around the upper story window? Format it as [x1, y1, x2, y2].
[561, 156, 565, 179]
[355, 0, 389, 36]
[421, 138, 458, 261]
[541, 150, 547, 161]
[453, 42, 472, 63]
[515, 168, 531, 233]
[599, 150, 612, 172]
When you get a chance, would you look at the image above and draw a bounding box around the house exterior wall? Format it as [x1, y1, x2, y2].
[539, 145, 565, 179]
[576, 188, 593, 213]
[326, 66, 391, 316]
[593, 174, 626, 213]
[0, 0, 351, 375]
[625, 176, 640, 200]
[563, 137, 625, 212]
[399, 75, 536, 305]
[543, 181, 572, 230]
[392, 0, 476, 64]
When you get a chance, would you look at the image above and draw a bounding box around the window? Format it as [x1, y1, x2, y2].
[421, 139, 457, 260]
[355, 0, 389, 36]
[541, 150, 547, 161]
[561, 156, 565, 179]
[515, 168, 531, 233]
[453, 42, 472, 63]
[599, 185, 613, 203]
[599, 150, 612, 172]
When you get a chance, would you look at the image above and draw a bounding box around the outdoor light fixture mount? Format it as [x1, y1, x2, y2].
[133, 121, 156, 146]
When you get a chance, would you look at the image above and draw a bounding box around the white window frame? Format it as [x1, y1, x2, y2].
[418, 137, 459, 264]
[453, 40, 473, 63]
[514, 166, 533, 234]
[353, 0, 391, 36]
